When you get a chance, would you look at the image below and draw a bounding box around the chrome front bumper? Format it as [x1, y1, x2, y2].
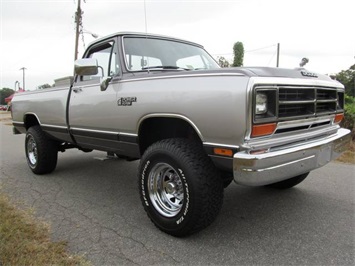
[233, 128, 351, 186]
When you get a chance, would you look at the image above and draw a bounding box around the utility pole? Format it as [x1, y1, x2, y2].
[276, 43, 280, 67]
[19, 67, 27, 90]
[74, 0, 82, 61]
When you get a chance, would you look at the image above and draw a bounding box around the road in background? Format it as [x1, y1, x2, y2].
[1, 116, 354, 265]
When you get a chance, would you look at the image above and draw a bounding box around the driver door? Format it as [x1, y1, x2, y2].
[69, 39, 122, 151]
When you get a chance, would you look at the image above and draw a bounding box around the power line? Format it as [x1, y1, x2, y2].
[245, 44, 277, 53]
[213, 43, 278, 57]
[267, 51, 276, 66]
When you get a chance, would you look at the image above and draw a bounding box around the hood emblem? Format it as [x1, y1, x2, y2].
[301, 71, 318, 78]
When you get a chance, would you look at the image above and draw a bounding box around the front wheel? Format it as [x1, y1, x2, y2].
[266, 172, 309, 189]
[138, 138, 224, 237]
[25, 126, 58, 174]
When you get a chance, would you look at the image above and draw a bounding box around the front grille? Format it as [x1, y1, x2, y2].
[254, 85, 344, 124]
[279, 103, 314, 118]
[277, 86, 342, 120]
[279, 88, 314, 101]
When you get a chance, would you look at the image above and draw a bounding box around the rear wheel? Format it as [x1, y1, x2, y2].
[25, 126, 58, 174]
[266, 172, 309, 189]
[138, 138, 224, 237]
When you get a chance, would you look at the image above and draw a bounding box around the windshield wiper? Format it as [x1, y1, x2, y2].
[142, 65, 192, 71]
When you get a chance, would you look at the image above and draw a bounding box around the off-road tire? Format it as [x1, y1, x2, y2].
[221, 174, 234, 188]
[138, 138, 224, 237]
[25, 126, 58, 174]
[266, 172, 309, 189]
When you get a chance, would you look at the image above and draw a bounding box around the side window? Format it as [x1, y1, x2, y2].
[82, 41, 119, 81]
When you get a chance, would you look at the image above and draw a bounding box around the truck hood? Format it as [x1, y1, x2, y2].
[205, 67, 336, 82]
[126, 66, 338, 84]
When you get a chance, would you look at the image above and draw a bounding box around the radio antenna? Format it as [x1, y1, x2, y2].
[144, 0, 148, 34]
[143, 0, 150, 72]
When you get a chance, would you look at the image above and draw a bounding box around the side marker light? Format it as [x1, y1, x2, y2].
[213, 148, 233, 157]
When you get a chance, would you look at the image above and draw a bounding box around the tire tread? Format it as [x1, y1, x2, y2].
[26, 126, 58, 174]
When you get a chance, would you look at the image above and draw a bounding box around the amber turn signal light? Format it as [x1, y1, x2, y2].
[251, 123, 277, 137]
[213, 148, 233, 157]
[334, 113, 344, 124]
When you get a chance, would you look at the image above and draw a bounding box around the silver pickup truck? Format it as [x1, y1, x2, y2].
[11, 32, 351, 236]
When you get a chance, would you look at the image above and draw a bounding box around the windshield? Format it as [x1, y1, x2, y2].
[123, 37, 220, 71]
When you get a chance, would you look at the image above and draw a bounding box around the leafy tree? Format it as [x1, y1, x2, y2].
[0, 88, 15, 105]
[337, 64, 355, 139]
[336, 64, 355, 97]
[37, 84, 52, 90]
[217, 56, 230, 68]
[232, 42, 244, 67]
[342, 95, 355, 139]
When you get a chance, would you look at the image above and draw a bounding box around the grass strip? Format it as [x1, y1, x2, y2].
[0, 194, 89, 265]
[337, 139, 355, 164]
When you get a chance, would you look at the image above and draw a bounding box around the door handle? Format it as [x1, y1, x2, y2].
[73, 87, 82, 93]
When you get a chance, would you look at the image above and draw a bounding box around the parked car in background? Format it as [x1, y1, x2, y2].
[0, 105, 8, 111]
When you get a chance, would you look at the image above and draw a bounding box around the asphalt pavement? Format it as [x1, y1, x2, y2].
[0, 115, 354, 265]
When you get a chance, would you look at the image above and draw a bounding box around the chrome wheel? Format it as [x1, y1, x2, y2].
[26, 135, 37, 166]
[148, 163, 184, 217]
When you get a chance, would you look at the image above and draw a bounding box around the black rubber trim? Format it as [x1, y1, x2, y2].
[12, 122, 25, 128]
[119, 134, 138, 144]
[71, 129, 119, 141]
[70, 129, 138, 144]
[41, 125, 69, 134]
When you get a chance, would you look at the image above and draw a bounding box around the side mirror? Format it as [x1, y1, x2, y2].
[100, 76, 113, 91]
[74, 58, 98, 76]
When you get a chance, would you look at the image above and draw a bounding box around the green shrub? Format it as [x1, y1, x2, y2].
[342, 95, 355, 139]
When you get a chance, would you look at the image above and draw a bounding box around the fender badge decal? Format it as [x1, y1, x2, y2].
[117, 97, 137, 106]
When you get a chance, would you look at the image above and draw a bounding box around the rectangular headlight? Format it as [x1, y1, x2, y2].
[256, 93, 268, 114]
[253, 87, 277, 124]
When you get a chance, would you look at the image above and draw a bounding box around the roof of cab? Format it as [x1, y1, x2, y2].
[88, 31, 204, 48]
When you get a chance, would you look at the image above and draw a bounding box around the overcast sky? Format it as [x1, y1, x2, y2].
[1, 0, 354, 90]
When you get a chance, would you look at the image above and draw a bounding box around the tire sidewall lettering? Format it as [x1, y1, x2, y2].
[140, 155, 191, 228]
[178, 168, 190, 219]
[141, 160, 150, 207]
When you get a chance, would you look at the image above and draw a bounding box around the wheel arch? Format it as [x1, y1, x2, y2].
[138, 114, 204, 155]
[23, 113, 41, 130]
